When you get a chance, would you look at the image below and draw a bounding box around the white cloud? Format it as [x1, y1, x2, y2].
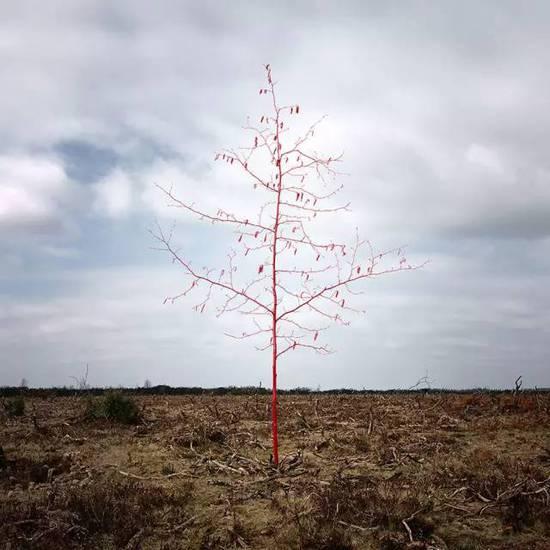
[465, 143, 504, 173]
[0, 155, 70, 231]
[94, 169, 133, 218]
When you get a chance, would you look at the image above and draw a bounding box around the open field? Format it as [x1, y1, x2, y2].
[1, 391, 549, 549]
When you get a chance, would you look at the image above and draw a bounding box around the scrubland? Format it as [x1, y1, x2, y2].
[1, 391, 549, 549]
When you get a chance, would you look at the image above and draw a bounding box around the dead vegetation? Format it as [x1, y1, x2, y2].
[0, 476, 193, 549]
[1, 391, 549, 548]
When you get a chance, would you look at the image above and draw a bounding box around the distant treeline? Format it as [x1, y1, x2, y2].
[1, 385, 549, 398]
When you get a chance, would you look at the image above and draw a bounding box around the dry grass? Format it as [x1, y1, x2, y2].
[1, 391, 548, 548]
[0, 476, 193, 549]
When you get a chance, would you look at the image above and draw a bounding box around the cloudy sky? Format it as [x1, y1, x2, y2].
[1, 1, 549, 389]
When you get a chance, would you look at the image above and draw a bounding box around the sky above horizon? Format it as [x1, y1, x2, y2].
[1, 1, 549, 389]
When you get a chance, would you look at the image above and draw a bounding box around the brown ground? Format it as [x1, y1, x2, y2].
[1, 392, 549, 549]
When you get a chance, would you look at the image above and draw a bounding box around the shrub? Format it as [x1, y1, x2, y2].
[85, 392, 141, 424]
[103, 392, 141, 424]
[271, 490, 353, 550]
[313, 474, 434, 540]
[4, 395, 25, 417]
[0, 477, 193, 548]
[65, 479, 180, 544]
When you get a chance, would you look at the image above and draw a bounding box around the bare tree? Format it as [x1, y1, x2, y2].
[408, 371, 432, 392]
[154, 65, 423, 464]
[513, 375, 523, 396]
[70, 364, 90, 390]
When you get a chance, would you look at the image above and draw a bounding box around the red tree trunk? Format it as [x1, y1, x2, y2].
[270, 76, 283, 466]
[271, 337, 279, 465]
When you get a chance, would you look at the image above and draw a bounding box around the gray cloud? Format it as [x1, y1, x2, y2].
[55, 140, 118, 184]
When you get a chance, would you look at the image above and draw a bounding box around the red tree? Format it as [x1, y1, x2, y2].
[155, 65, 421, 465]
